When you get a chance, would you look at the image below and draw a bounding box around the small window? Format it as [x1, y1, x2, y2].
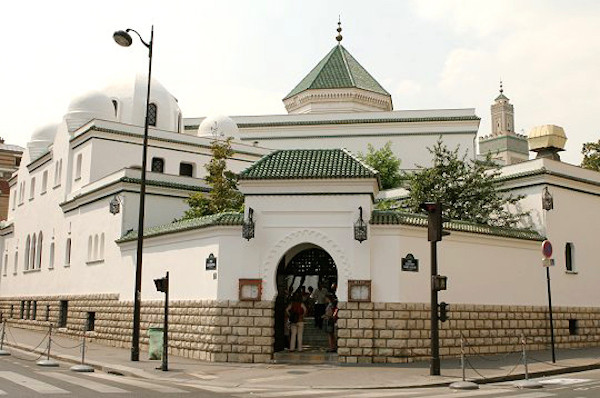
[29, 177, 36, 200]
[75, 154, 82, 180]
[15, 157, 21, 166]
[177, 112, 182, 133]
[49, 242, 55, 269]
[99, 233, 105, 260]
[569, 319, 578, 335]
[25, 301, 30, 320]
[148, 103, 157, 127]
[10, 305, 14, 318]
[41, 170, 48, 194]
[24, 235, 30, 271]
[565, 242, 574, 272]
[87, 236, 93, 261]
[37, 232, 43, 269]
[179, 162, 194, 177]
[20, 301, 24, 319]
[2, 253, 7, 276]
[45, 305, 50, 321]
[151, 157, 164, 173]
[13, 251, 18, 274]
[32, 301, 37, 320]
[11, 190, 16, 210]
[65, 238, 71, 266]
[58, 300, 68, 328]
[93, 234, 99, 260]
[111, 99, 119, 117]
[86, 312, 96, 332]
[30, 233, 36, 270]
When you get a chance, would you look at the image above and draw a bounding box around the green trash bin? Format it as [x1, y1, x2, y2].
[148, 327, 163, 360]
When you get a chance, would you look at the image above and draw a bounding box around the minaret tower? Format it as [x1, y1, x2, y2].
[491, 81, 515, 136]
[478, 82, 529, 165]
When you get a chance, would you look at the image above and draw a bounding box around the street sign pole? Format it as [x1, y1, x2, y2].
[430, 240, 440, 376]
[546, 267, 556, 363]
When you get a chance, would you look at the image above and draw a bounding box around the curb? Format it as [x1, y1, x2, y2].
[4, 340, 600, 390]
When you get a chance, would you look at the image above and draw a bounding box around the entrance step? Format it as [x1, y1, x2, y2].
[273, 349, 339, 365]
[301, 317, 329, 347]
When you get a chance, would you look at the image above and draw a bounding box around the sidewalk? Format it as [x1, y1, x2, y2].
[3, 325, 600, 390]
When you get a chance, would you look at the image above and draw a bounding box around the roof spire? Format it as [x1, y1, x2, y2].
[336, 16, 343, 44]
[499, 79, 503, 94]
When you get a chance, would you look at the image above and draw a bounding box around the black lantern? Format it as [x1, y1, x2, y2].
[109, 195, 121, 215]
[242, 208, 255, 241]
[542, 187, 553, 211]
[354, 206, 368, 243]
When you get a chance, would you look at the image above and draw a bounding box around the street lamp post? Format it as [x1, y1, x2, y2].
[113, 26, 154, 362]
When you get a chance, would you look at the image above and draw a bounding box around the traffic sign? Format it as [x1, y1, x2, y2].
[542, 240, 553, 259]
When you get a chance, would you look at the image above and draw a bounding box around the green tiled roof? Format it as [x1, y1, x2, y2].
[371, 210, 544, 241]
[239, 149, 380, 184]
[284, 45, 390, 99]
[116, 212, 243, 243]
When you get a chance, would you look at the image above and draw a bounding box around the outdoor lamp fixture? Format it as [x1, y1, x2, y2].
[113, 25, 154, 362]
[242, 207, 255, 241]
[354, 206, 368, 243]
[109, 195, 121, 215]
[542, 187, 554, 211]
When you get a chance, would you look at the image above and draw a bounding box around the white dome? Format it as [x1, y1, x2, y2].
[102, 74, 181, 132]
[65, 91, 116, 133]
[27, 123, 58, 160]
[198, 115, 240, 138]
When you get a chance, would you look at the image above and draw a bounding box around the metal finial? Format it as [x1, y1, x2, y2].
[336, 16, 343, 43]
[499, 80, 503, 94]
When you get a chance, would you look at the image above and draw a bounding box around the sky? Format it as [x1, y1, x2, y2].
[1, 0, 598, 165]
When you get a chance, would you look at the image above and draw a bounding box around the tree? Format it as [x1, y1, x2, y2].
[358, 141, 402, 190]
[581, 139, 600, 172]
[402, 139, 528, 228]
[183, 138, 243, 219]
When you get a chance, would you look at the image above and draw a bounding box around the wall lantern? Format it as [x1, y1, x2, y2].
[542, 187, 553, 211]
[242, 207, 255, 241]
[354, 206, 368, 243]
[109, 195, 121, 215]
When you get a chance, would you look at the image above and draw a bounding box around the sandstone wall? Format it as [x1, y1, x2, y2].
[0, 295, 274, 363]
[336, 302, 600, 364]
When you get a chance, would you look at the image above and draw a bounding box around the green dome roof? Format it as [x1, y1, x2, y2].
[284, 45, 390, 100]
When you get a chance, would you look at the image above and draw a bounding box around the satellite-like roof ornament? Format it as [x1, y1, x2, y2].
[336, 16, 343, 43]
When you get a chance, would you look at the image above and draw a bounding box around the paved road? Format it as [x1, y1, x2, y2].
[4, 350, 600, 398]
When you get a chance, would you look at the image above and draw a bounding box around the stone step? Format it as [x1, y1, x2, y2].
[273, 349, 338, 365]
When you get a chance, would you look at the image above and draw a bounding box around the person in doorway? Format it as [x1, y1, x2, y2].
[311, 283, 328, 329]
[306, 286, 315, 316]
[322, 294, 339, 352]
[286, 293, 307, 352]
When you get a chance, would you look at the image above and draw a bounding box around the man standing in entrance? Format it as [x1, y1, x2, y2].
[311, 283, 328, 329]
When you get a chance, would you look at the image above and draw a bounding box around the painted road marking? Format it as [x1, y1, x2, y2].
[86, 372, 188, 393]
[0, 371, 69, 394]
[42, 371, 128, 393]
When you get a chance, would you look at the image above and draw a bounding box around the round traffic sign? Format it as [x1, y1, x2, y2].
[542, 240, 553, 258]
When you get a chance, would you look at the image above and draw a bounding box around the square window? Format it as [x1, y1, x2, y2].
[179, 162, 193, 177]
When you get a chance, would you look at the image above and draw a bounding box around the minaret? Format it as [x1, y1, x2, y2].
[478, 82, 529, 165]
[491, 81, 515, 136]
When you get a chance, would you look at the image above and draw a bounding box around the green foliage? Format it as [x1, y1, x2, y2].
[581, 139, 600, 172]
[358, 141, 402, 190]
[183, 138, 244, 219]
[403, 139, 528, 227]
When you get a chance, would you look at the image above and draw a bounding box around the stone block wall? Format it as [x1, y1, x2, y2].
[336, 302, 600, 364]
[0, 295, 274, 363]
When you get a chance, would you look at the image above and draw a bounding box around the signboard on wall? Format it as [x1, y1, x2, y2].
[205, 253, 217, 271]
[401, 254, 419, 272]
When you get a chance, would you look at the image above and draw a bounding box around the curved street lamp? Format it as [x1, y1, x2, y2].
[113, 25, 153, 362]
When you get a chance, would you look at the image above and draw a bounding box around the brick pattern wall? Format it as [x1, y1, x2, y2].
[0, 295, 274, 363]
[336, 302, 600, 364]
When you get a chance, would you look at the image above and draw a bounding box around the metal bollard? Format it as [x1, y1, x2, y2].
[37, 324, 59, 367]
[449, 335, 478, 390]
[513, 332, 542, 389]
[0, 319, 10, 356]
[70, 328, 94, 372]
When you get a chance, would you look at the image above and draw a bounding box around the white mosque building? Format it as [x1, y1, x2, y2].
[0, 29, 599, 365]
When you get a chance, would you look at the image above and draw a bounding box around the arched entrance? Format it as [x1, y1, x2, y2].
[273, 244, 338, 353]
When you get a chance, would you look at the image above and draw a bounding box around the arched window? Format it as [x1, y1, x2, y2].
[42, 170, 48, 194]
[54, 159, 62, 187]
[177, 112, 182, 133]
[100, 233, 105, 260]
[49, 242, 55, 269]
[87, 236, 93, 261]
[3, 253, 7, 276]
[148, 103, 157, 127]
[24, 235, 30, 271]
[37, 232, 43, 269]
[75, 154, 82, 180]
[65, 238, 71, 266]
[93, 234, 99, 260]
[31, 233, 36, 270]
[14, 251, 18, 274]
[565, 242, 575, 272]
[29, 177, 36, 200]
